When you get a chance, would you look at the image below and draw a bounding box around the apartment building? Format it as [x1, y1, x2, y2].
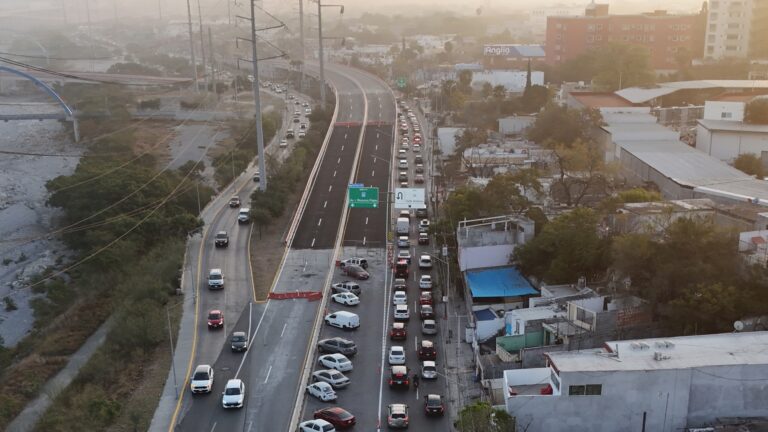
[545, 3, 706, 71]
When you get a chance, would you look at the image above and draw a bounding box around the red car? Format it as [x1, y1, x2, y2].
[342, 264, 369, 280]
[313, 407, 356, 429]
[207, 309, 224, 329]
[418, 340, 437, 360]
[388, 365, 410, 388]
[390, 322, 407, 340]
[419, 291, 433, 306]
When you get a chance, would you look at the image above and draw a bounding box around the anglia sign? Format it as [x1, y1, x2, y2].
[484, 45, 516, 57]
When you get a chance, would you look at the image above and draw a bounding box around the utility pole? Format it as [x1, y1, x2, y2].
[317, 0, 326, 107]
[249, 0, 268, 191]
[197, 0, 207, 91]
[298, 0, 306, 91]
[209, 27, 217, 99]
[186, 0, 199, 92]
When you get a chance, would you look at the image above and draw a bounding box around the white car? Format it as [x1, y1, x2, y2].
[388, 346, 406, 365]
[312, 369, 351, 388]
[419, 219, 430, 233]
[422, 360, 437, 379]
[208, 268, 224, 289]
[307, 381, 337, 401]
[318, 353, 353, 372]
[393, 304, 409, 321]
[397, 236, 410, 248]
[397, 250, 411, 264]
[392, 290, 407, 305]
[279, 139, 288, 148]
[331, 292, 360, 306]
[325, 311, 360, 329]
[419, 275, 433, 290]
[419, 255, 433, 270]
[398, 159, 408, 169]
[190, 364, 213, 393]
[221, 379, 245, 408]
[299, 419, 336, 432]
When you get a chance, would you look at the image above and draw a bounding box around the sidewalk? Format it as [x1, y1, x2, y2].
[7, 317, 114, 432]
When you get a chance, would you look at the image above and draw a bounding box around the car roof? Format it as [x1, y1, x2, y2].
[389, 404, 407, 413]
[391, 365, 408, 373]
[209, 309, 222, 314]
[225, 379, 242, 387]
[217, 231, 227, 235]
[333, 311, 357, 317]
[427, 394, 442, 401]
[210, 268, 222, 273]
[391, 345, 404, 351]
[392, 322, 405, 328]
[423, 360, 436, 367]
[421, 274, 431, 279]
[232, 331, 246, 337]
[424, 319, 436, 325]
[314, 381, 333, 389]
[194, 364, 211, 372]
[395, 304, 407, 309]
[421, 340, 434, 347]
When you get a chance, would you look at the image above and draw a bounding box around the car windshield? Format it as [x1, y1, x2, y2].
[225, 386, 241, 395]
[216, 233, 227, 239]
[210, 274, 222, 280]
[340, 342, 354, 348]
[208, 313, 220, 319]
[193, 371, 209, 380]
[427, 397, 441, 406]
[232, 335, 246, 342]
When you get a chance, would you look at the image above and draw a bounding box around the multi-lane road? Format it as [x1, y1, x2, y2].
[167, 63, 448, 432]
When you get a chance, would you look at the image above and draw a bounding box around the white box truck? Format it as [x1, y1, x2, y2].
[396, 217, 409, 235]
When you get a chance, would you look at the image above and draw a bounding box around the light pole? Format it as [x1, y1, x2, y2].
[315, 1, 344, 107]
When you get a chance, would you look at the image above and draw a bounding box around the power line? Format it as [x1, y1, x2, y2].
[0, 51, 114, 61]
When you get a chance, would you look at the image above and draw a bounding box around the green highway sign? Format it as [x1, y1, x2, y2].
[348, 186, 379, 209]
[396, 77, 407, 88]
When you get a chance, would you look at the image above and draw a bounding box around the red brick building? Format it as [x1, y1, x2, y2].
[545, 3, 706, 71]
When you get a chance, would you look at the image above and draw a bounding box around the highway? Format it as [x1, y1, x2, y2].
[297, 65, 450, 431]
[174, 65, 371, 432]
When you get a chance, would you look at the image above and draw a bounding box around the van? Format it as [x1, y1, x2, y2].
[325, 311, 360, 330]
[238, 208, 251, 224]
[396, 217, 409, 235]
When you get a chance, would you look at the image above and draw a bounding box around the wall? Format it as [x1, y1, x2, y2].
[619, 147, 695, 200]
[687, 363, 768, 425]
[459, 244, 513, 271]
[497, 331, 544, 354]
[703, 101, 745, 122]
[696, 127, 768, 162]
[521, 344, 566, 368]
[498, 116, 535, 136]
[476, 315, 504, 342]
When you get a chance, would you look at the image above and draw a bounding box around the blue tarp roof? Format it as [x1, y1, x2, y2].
[465, 266, 538, 298]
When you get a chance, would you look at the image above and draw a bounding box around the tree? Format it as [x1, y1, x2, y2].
[458, 70, 473, 95]
[593, 42, 655, 91]
[483, 170, 543, 215]
[527, 105, 596, 146]
[733, 153, 765, 178]
[250, 208, 272, 238]
[444, 41, 454, 54]
[548, 139, 614, 207]
[455, 401, 515, 432]
[481, 82, 493, 99]
[492, 84, 506, 100]
[745, 99, 768, 125]
[521, 85, 550, 113]
[515, 208, 609, 284]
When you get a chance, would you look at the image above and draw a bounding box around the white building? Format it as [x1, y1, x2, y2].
[470, 70, 545, 94]
[705, 0, 755, 60]
[696, 118, 768, 162]
[498, 116, 535, 136]
[504, 331, 768, 432]
[703, 100, 747, 122]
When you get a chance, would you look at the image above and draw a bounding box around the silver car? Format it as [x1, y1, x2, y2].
[422, 319, 437, 335]
[312, 369, 351, 389]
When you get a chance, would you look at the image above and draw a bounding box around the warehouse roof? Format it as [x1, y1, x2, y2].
[698, 119, 768, 133]
[616, 80, 768, 104]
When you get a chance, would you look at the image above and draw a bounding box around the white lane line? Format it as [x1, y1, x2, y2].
[372, 170, 375, 177]
[210, 422, 217, 432]
[333, 170, 337, 177]
[317, 218, 323, 227]
[363, 236, 366, 246]
[281, 323, 288, 338]
[415, 335, 419, 352]
[235, 299, 272, 378]
[344, 133, 347, 139]
[341, 145, 344, 151]
[324, 200, 328, 208]
[247, 422, 253, 431]
[365, 217, 369, 225]
[311, 238, 316, 248]
[375, 145, 378, 150]
[377, 133, 380, 138]
[337, 157, 341, 164]
[264, 365, 273, 383]
[328, 185, 333, 192]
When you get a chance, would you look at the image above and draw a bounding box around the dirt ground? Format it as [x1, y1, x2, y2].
[249, 192, 302, 301]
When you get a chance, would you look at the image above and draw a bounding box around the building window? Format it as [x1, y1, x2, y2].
[710, 24, 717, 31]
[711, 0, 719, 8]
[711, 12, 718, 19]
[722, 112, 733, 119]
[708, 35, 715, 42]
[569, 384, 602, 396]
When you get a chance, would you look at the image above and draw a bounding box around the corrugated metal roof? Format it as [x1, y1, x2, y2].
[605, 123, 680, 142]
[616, 80, 768, 104]
[618, 139, 750, 187]
[698, 119, 768, 133]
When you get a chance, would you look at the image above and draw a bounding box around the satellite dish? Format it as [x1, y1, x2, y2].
[734, 320, 745, 332]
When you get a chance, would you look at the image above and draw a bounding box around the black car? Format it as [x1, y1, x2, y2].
[318, 337, 357, 356]
[214, 231, 229, 248]
[388, 365, 410, 388]
[418, 340, 437, 360]
[424, 394, 445, 416]
[416, 208, 428, 218]
[230, 331, 248, 352]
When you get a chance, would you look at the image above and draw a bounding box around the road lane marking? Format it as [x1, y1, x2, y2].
[281, 323, 288, 338]
[415, 335, 419, 352]
[337, 157, 341, 164]
[210, 422, 217, 432]
[363, 236, 366, 246]
[344, 133, 347, 139]
[324, 200, 328, 208]
[328, 185, 333, 192]
[317, 218, 323, 227]
[372, 170, 375, 177]
[311, 238, 316, 248]
[333, 170, 337, 177]
[375, 145, 378, 150]
[264, 365, 273, 383]
[365, 217, 368, 225]
[235, 300, 272, 378]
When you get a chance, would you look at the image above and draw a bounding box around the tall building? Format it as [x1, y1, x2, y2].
[545, 3, 707, 71]
[705, 0, 768, 60]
